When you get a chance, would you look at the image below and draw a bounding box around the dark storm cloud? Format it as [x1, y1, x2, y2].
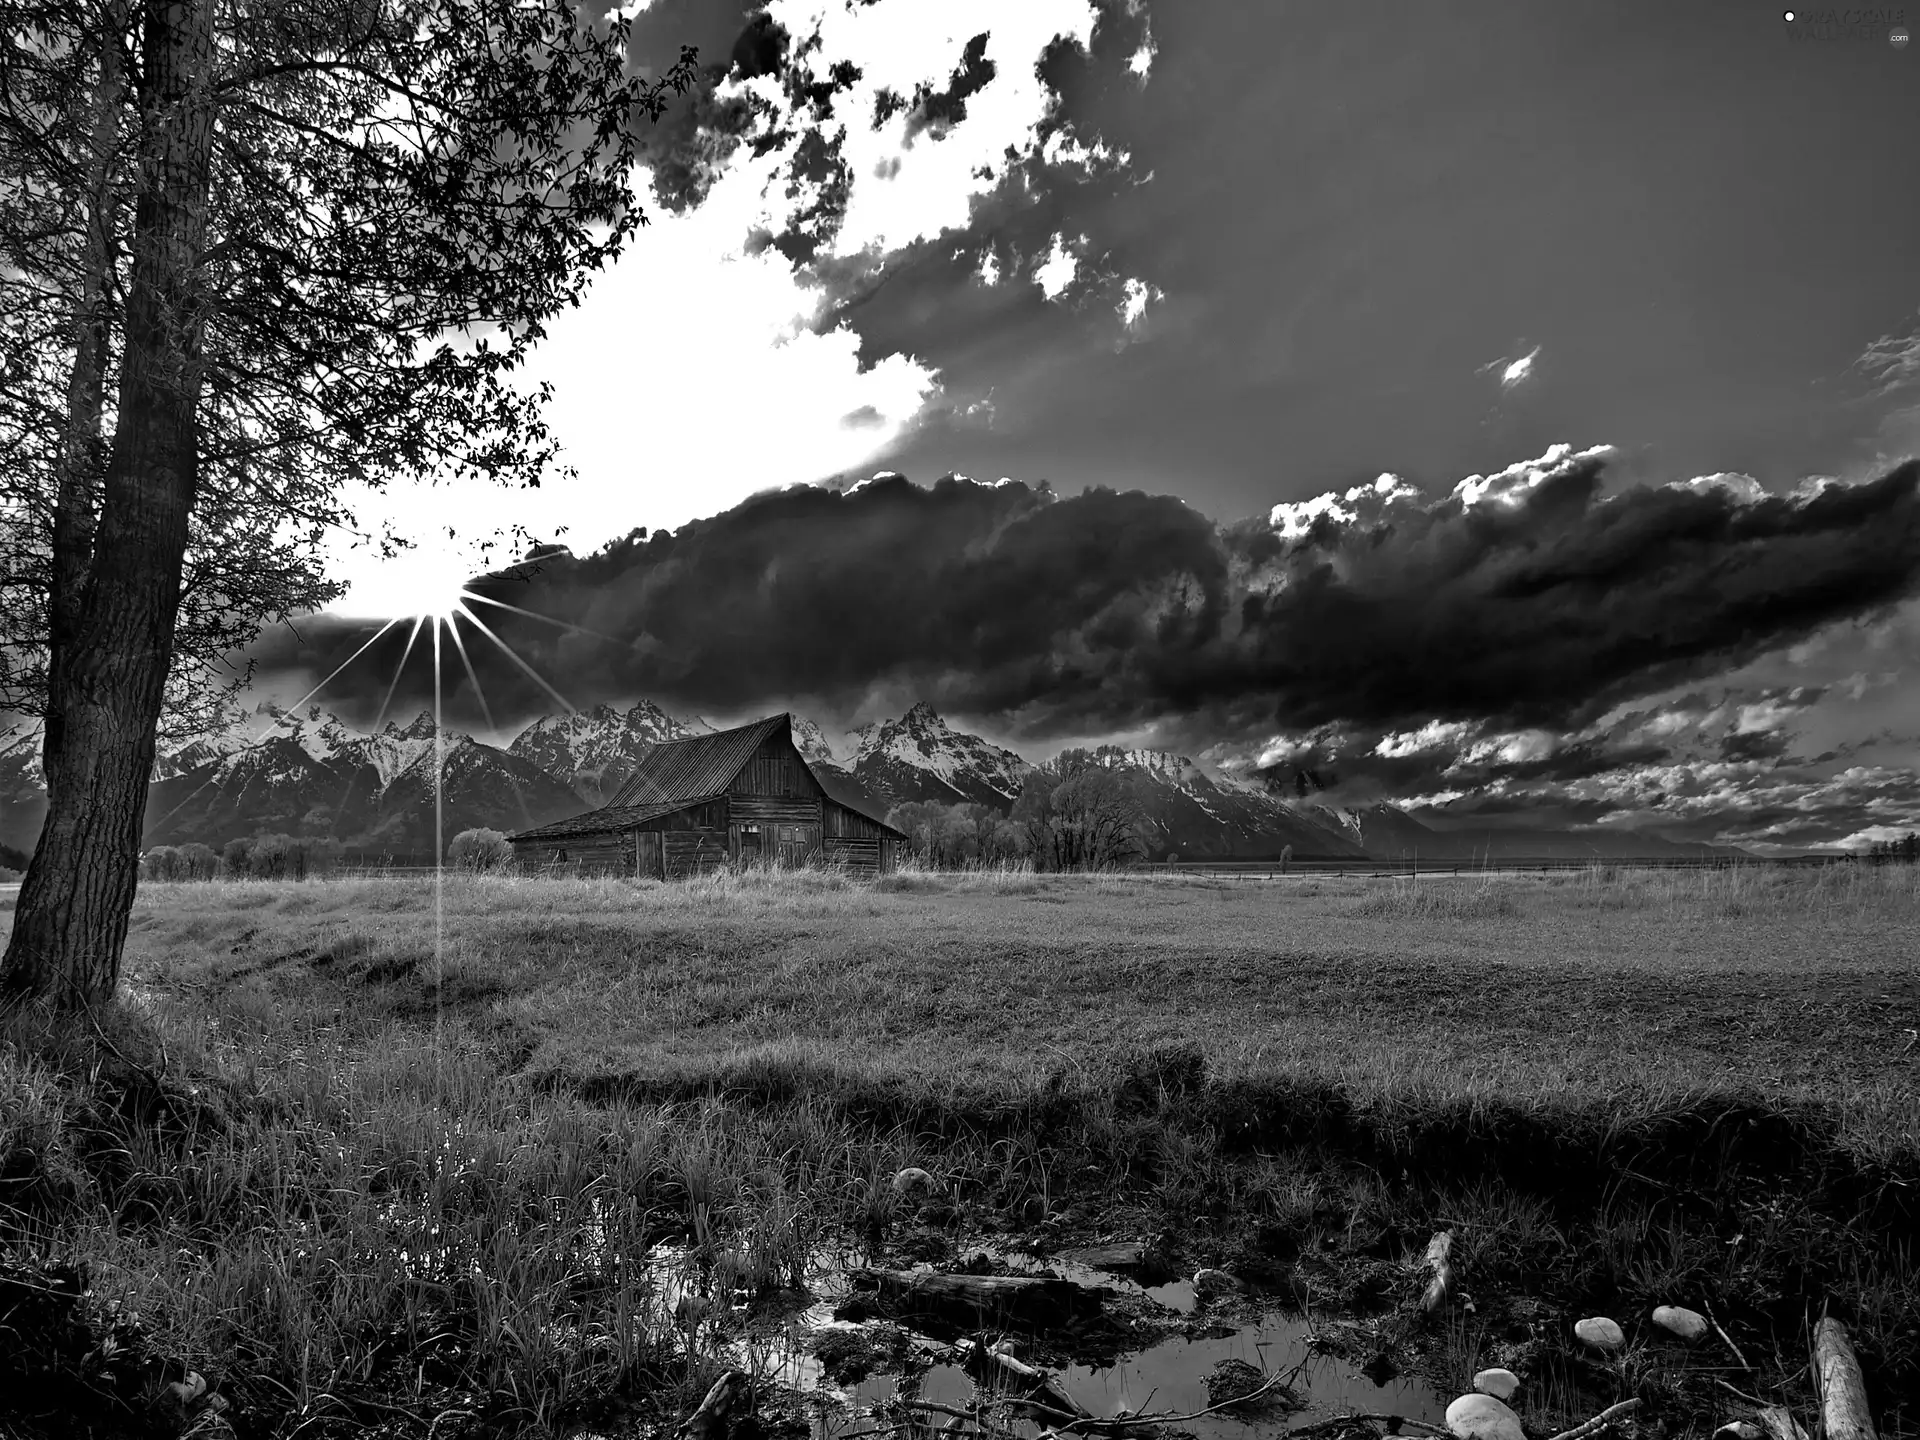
[264, 455, 1920, 743]
[894, 32, 995, 144]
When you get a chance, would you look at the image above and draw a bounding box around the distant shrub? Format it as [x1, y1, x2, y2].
[449, 827, 511, 871]
[178, 842, 219, 881]
[0, 867, 20, 883]
[220, 837, 255, 878]
[220, 834, 338, 880]
[0, 841, 27, 871]
[139, 846, 186, 882]
[883, 802, 1027, 869]
[249, 833, 341, 881]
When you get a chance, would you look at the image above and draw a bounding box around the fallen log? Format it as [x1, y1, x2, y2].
[1757, 1406, 1811, 1440]
[851, 1268, 1104, 1330]
[1814, 1318, 1876, 1440]
[956, 1338, 1092, 1421]
[1544, 1398, 1641, 1440]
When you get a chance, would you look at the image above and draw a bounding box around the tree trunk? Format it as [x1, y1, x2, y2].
[43, 0, 130, 800]
[2, 0, 216, 1009]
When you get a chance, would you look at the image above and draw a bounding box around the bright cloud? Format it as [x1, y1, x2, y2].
[1478, 343, 1541, 391]
[1451, 441, 1615, 508]
[1269, 491, 1356, 538]
[1117, 275, 1162, 330]
[1034, 233, 1082, 301]
[1672, 471, 1766, 503]
[1127, 23, 1156, 80]
[326, 0, 1126, 616]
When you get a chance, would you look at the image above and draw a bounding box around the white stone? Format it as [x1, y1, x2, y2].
[891, 1167, 936, 1199]
[1575, 1316, 1626, 1350]
[1472, 1368, 1520, 1401]
[1447, 1393, 1526, 1440]
[1652, 1305, 1710, 1341]
[1192, 1267, 1240, 1299]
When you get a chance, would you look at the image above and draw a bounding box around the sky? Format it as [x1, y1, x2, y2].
[262, 0, 1920, 854]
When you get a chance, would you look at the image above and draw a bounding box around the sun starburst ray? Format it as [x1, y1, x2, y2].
[460, 591, 629, 648]
[446, 603, 540, 833]
[368, 615, 429, 737]
[276, 617, 403, 720]
[458, 605, 580, 717]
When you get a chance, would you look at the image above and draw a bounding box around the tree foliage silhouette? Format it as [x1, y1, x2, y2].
[0, 0, 696, 1005]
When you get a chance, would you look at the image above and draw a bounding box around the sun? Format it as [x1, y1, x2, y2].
[331, 540, 481, 623]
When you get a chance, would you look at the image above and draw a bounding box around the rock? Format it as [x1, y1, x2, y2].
[1472, 1368, 1520, 1401]
[159, 1372, 208, 1416]
[1192, 1267, 1240, 1300]
[891, 1167, 936, 1200]
[1653, 1305, 1710, 1341]
[1447, 1393, 1527, 1440]
[681, 1369, 753, 1440]
[1205, 1357, 1285, 1409]
[1575, 1316, 1626, 1351]
[1713, 1424, 1764, 1440]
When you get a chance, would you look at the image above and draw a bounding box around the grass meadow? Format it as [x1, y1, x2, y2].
[2, 862, 1917, 1438]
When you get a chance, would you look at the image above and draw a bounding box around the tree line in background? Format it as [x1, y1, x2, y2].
[1863, 832, 1920, 863]
[32, 815, 1920, 889]
[886, 748, 1155, 872]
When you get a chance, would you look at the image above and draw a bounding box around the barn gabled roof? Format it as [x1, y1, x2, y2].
[505, 794, 727, 844]
[604, 713, 793, 808]
[505, 710, 911, 844]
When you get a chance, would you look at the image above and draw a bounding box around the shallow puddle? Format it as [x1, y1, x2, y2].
[675, 1240, 1454, 1440]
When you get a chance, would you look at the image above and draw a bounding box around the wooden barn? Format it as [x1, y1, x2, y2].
[504, 713, 906, 879]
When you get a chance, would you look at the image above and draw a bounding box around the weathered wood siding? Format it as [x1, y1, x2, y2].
[728, 734, 825, 802]
[732, 796, 822, 826]
[821, 799, 903, 874]
[637, 798, 730, 832]
[514, 831, 635, 873]
[663, 828, 729, 878]
[636, 830, 663, 880]
[824, 836, 884, 875]
[824, 800, 893, 840]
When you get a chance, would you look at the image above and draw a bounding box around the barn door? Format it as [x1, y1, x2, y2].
[737, 824, 763, 864]
[776, 824, 815, 867]
[635, 831, 663, 880]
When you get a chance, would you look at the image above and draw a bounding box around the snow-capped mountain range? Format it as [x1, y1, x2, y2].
[506, 700, 709, 806]
[135, 703, 584, 852]
[1, 697, 1733, 862]
[1073, 745, 1366, 860]
[839, 702, 1032, 809]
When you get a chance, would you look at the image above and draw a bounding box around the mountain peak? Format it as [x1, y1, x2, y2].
[392, 710, 439, 740]
[903, 700, 944, 726]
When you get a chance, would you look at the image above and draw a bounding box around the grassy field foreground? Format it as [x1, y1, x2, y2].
[2, 863, 1917, 1439]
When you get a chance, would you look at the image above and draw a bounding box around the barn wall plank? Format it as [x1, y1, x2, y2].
[824, 835, 883, 876]
[663, 828, 729, 878]
[824, 801, 895, 840]
[732, 797, 823, 826]
[728, 735, 826, 801]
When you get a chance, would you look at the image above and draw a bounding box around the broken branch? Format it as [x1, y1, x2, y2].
[1544, 1398, 1643, 1440]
